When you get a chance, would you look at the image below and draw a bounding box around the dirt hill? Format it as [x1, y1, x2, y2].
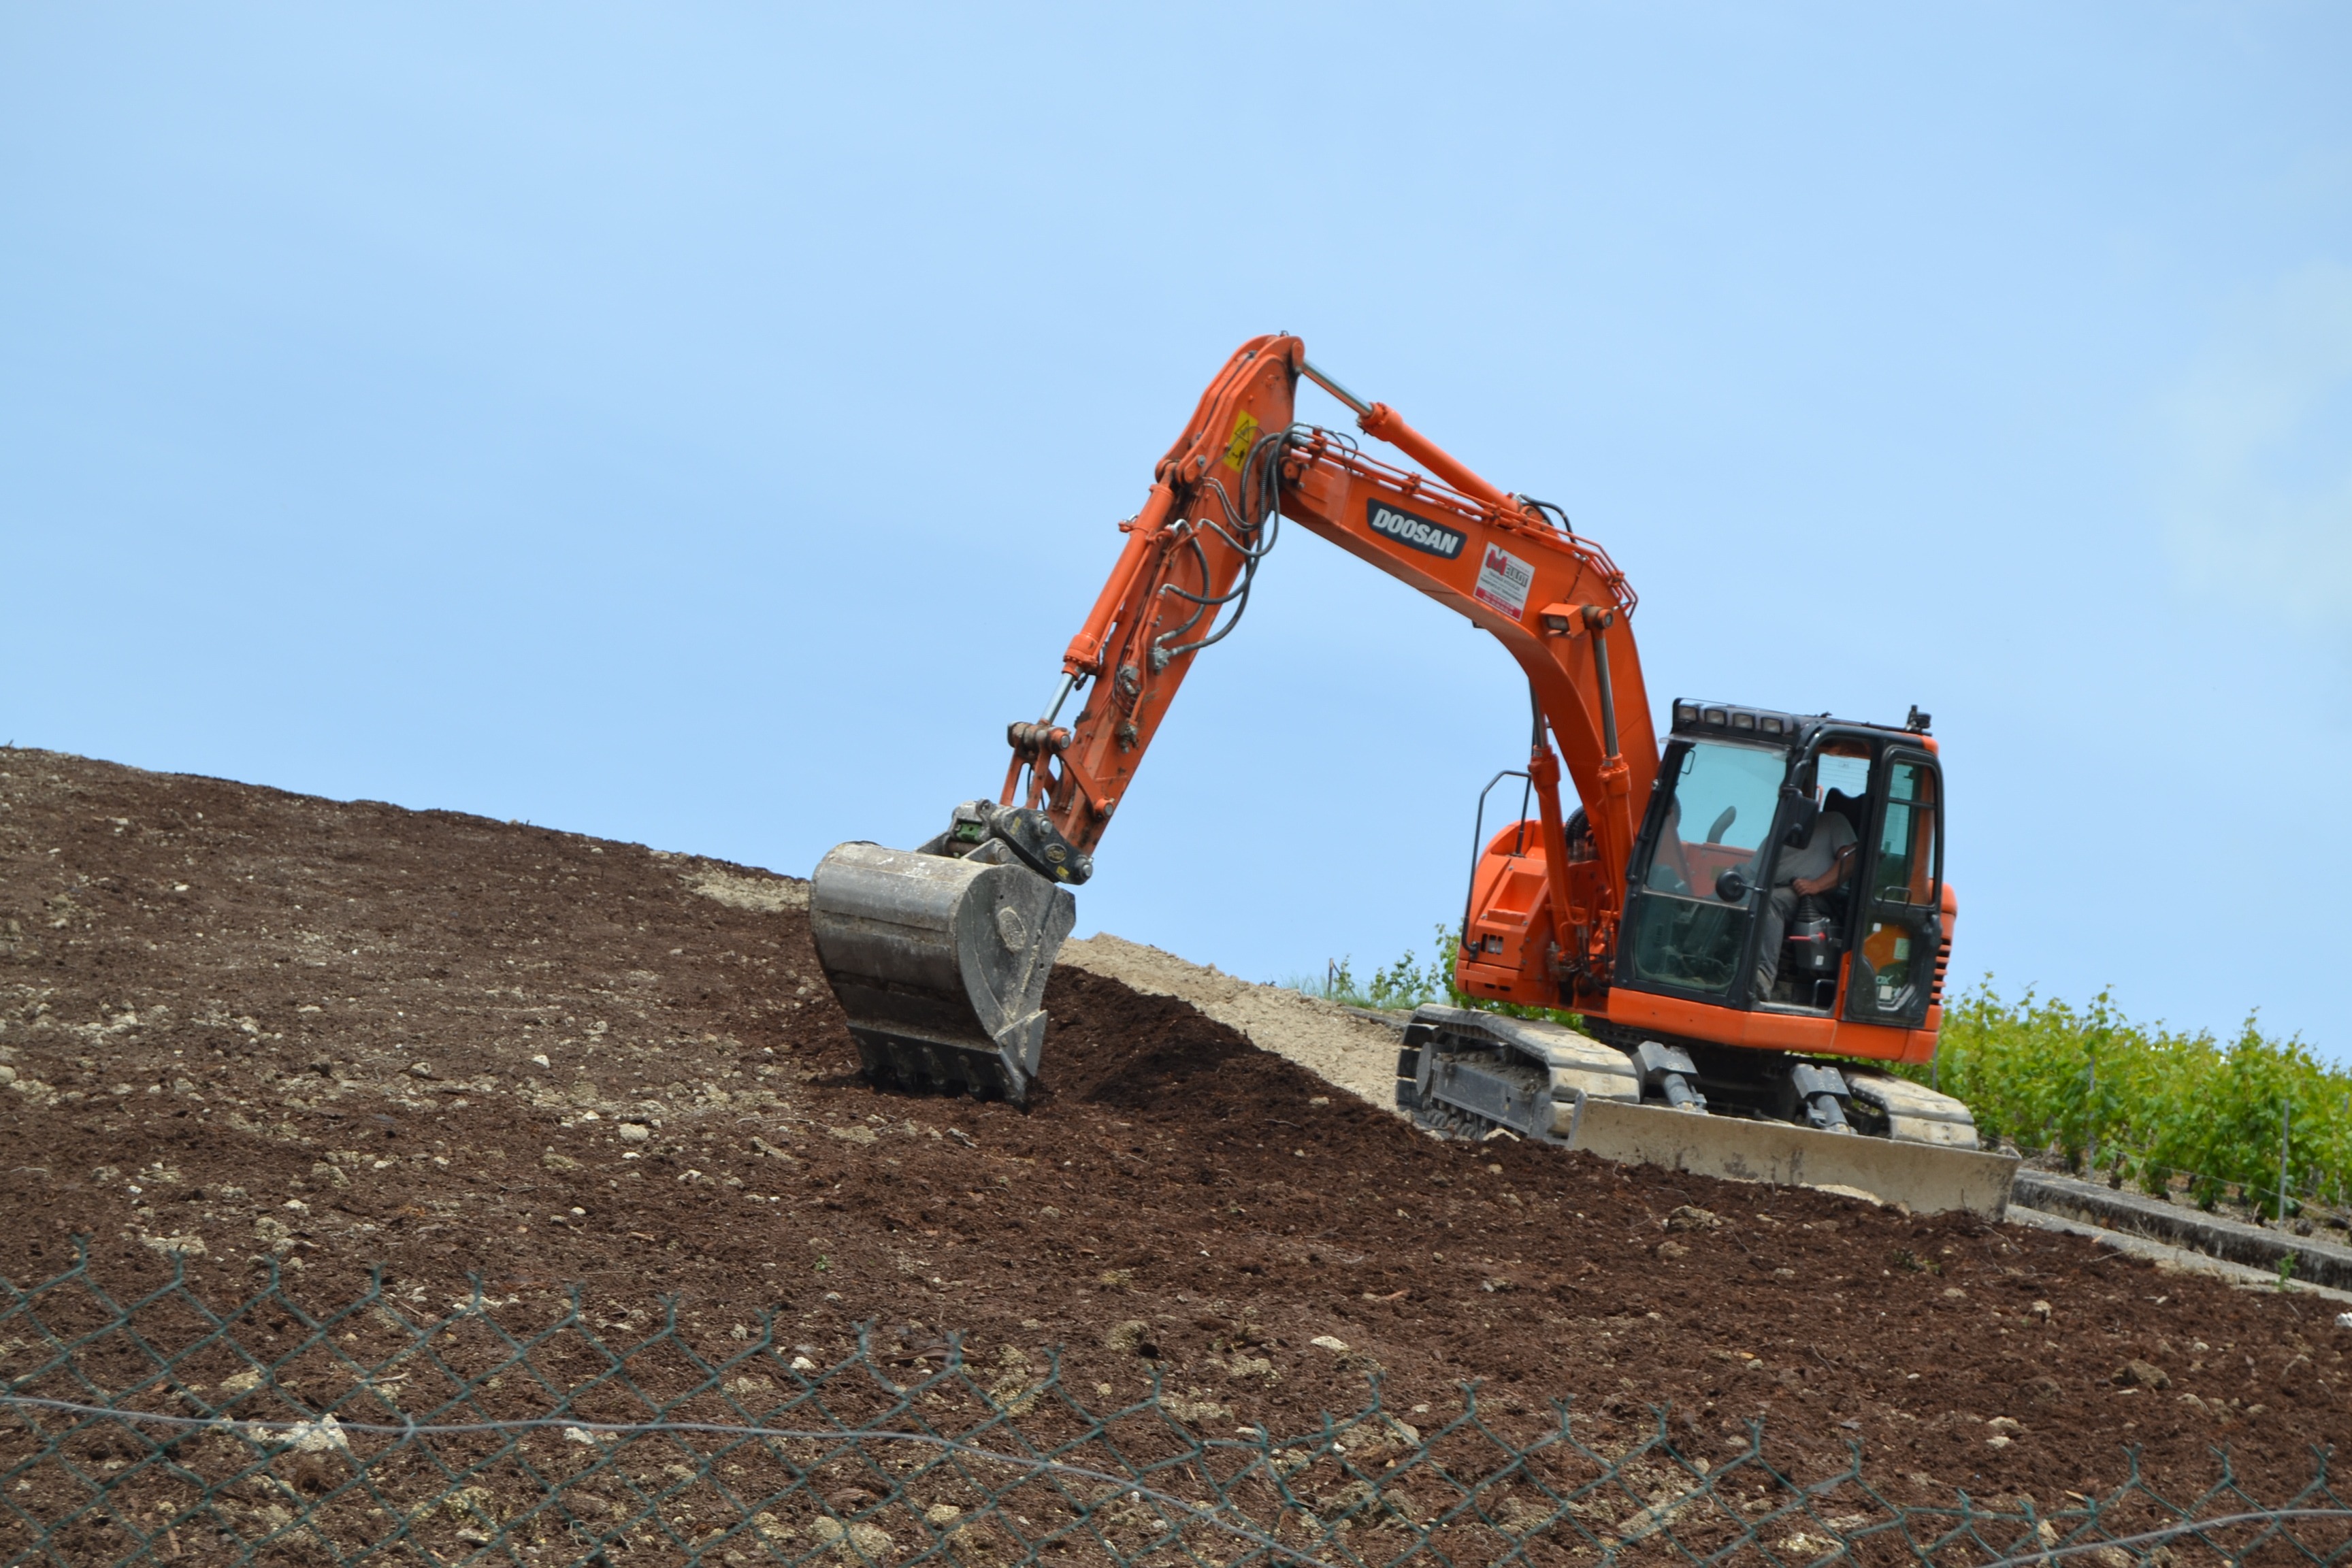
[1, 747, 2342, 1510]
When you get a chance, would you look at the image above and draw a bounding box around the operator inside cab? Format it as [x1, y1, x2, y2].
[1754, 745, 1867, 999]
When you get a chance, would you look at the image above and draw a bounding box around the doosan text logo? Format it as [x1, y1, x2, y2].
[1365, 500, 1466, 559]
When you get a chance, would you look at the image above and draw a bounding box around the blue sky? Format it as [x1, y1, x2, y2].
[5, 5, 2349, 1054]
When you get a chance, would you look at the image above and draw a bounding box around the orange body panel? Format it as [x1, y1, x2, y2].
[1460, 823, 1557, 978]
[1460, 947, 1935, 1063]
[1588, 988, 1940, 1066]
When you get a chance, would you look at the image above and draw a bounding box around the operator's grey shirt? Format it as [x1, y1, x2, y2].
[1774, 811, 1857, 887]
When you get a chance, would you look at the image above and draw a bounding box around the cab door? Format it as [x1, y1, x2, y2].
[1844, 750, 1944, 1028]
[1619, 738, 1788, 1000]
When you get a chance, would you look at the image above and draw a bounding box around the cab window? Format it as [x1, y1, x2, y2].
[1816, 749, 1870, 802]
[1871, 760, 1940, 906]
[1644, 741, 1784, 894]
[1629, 740, 1786, 995]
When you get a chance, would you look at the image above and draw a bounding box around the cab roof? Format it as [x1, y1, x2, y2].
[1667, 698, 1931, 747]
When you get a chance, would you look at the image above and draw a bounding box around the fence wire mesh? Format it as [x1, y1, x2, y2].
[2, 1255, 2345, 1568]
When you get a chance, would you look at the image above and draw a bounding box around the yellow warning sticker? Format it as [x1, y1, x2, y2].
[1222, 410, 1261, 471]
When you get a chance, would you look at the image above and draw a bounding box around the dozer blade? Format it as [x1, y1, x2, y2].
[1557, 1096, 2019, 1218]
[1397, 1004, 2017, 1218]
[810, 839, 1076, 1104]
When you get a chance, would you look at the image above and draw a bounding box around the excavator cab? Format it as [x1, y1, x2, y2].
[1416, 702, 1997, 1210]
[1620, 702, 1944, 1029]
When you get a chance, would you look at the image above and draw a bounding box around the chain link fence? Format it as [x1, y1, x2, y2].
[3, 1254, 2346, 1567]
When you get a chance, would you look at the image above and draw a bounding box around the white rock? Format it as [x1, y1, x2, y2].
[618, 1123, 650, 1143]
[2336, 1312, 2352, 1330]
[1311, 1335, 1350, 1353]
[288, 1415, 349, 1453]
[812, 1518, 893, 1557]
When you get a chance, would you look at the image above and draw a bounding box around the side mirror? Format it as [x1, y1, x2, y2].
[1715, 868, 1749, 903]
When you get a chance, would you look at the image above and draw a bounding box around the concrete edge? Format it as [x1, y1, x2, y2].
[2006, 1204, 2352, 1305]
[2010, 1171, 2352, 1292]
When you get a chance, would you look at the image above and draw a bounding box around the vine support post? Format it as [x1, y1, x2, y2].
[2086, 1057, 2097, 1173]
[2278, 1098, 2293, 1225]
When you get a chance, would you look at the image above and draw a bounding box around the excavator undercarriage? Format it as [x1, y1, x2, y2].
[1396, 1007, 2012, 1215]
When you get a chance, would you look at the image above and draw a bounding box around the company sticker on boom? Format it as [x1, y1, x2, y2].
[1365, 500, 1466, 559]
[1473, 543, 1535, 619]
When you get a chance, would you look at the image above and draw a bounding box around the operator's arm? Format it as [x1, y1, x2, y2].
[1792, 843, 1856, 898]
[1789, 813, 1859, 896]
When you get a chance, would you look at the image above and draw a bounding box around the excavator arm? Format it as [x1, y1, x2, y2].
[810, 336, 1673, 1101]
[1007, 335, 1654, 998]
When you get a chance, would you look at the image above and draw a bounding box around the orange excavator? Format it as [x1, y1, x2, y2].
[811, 336, 2016, 1216]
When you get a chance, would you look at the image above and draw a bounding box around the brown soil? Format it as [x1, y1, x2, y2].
[1, 747, 2343, 1515]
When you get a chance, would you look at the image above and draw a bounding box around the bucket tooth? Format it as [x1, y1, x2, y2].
[811, 838, 1076, 1104]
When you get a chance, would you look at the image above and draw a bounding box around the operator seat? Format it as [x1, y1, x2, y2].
[1812, 787, 1865, 920]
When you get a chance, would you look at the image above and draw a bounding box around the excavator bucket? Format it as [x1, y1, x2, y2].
[809, 806, 1081, 1105]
